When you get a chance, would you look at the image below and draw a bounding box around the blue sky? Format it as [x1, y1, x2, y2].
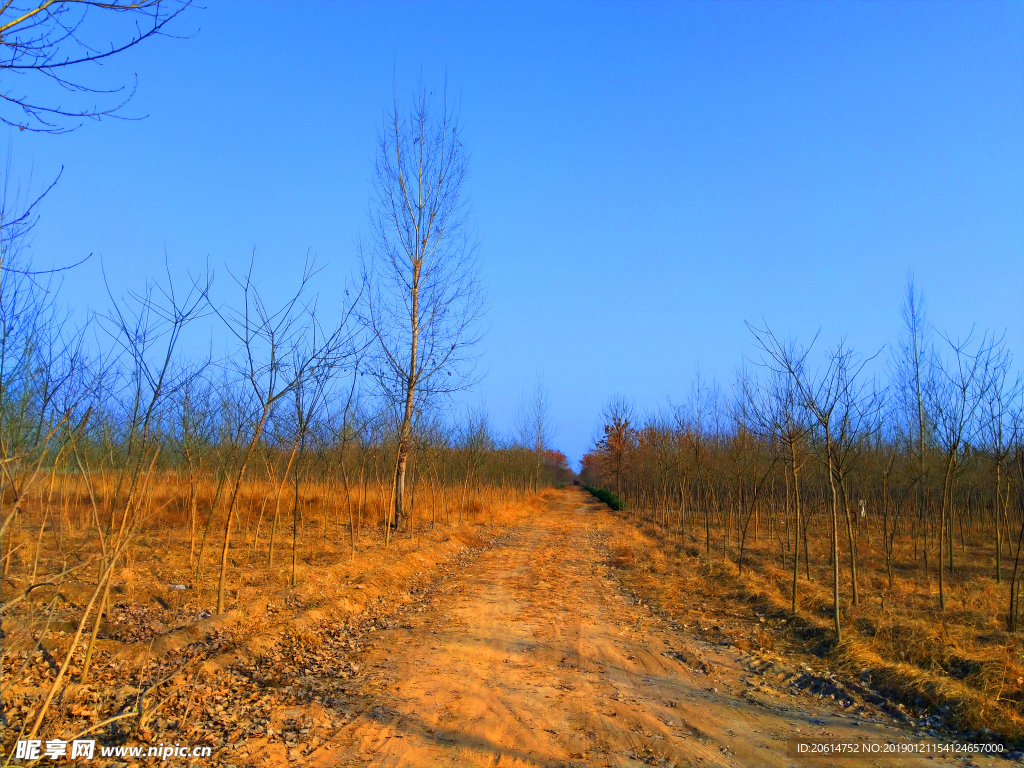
[7, 0, 1023, 466]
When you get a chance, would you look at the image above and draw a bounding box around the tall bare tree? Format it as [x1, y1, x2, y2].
[928, 331, 1002, 609]
[891, 277, 935, 579]
[516, 377, 553, 492]
[745, 348, 812, 614]
[750, 324, 875, 644]
[361, 82, 484, 532]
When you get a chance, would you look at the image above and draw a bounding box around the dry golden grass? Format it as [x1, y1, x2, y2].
[600, 507, 1023, 742]
[1, 471, 551, 754]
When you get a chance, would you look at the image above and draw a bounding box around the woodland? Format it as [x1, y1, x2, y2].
[580, 295, 1023, 737]
[1, 0, 1020, 762]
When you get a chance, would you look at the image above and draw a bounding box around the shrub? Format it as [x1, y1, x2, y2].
[583, 485, 626, 511]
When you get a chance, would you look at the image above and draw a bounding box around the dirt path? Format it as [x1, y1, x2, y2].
[250, 490, 1005, 767]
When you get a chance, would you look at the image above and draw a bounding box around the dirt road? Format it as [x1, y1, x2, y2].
[250, 490, 1006, 767]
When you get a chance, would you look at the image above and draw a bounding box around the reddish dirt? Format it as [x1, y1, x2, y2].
[240, 489, 1006, 767]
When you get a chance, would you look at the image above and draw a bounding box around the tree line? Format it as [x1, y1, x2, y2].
[581, 281, 1023, 642]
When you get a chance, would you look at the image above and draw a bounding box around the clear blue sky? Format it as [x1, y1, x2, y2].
[8, 0, 1023, 467]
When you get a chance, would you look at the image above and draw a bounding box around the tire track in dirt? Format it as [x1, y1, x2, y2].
[251, 490, 1006, 767]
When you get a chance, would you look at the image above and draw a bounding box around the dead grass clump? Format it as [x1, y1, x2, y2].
[604, 524, 664, 574]
[610, 544, 638, 569]
[454, 528, 488, 549]
[292, 627, 324, 651]
[831, 641, 1017, 735]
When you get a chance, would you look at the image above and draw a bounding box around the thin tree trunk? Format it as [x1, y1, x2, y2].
[826, 436, 842, 643]
[790, 443, 802, 614]
[839, 480, 859, 607]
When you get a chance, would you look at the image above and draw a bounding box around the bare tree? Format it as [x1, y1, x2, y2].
[979, 350, 1020, 584]
[167, 365, 216, 563]
[750, 324, 876, 644]
[891, 277, 935, 578]
[598, 395, 633, 500]
[62, 263, 205, 693]
[745, 348, 812, 614]
[0, 0, 192, 133]
[325, 369, 365, 560]
[831, 367, 884, 608]
[285, 349, 337, 587]
[1006, 403, 1024, 632]
[361, 81, 484, 532]
[872, 394, 908, 589]
[674, 369, 718, 555]
[0, 251, 87, 554]
[516, 376, 554, 492]
[210, 259, 358, 614]
[732, 366, 782, 577]
[928, 331, 1002, 609]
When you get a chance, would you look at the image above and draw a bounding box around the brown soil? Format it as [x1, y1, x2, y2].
[240, 488, 1009, 767]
